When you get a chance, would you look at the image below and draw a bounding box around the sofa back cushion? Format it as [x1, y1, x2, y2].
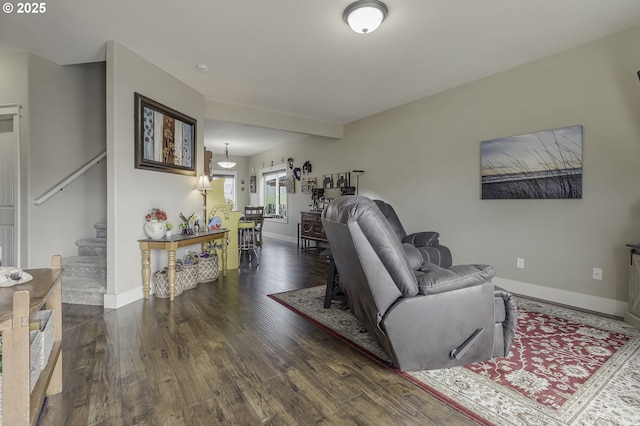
[323, 196, 420, 302]
[373, 199, 407, 241]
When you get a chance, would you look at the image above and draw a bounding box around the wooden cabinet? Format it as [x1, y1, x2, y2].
[300, 211, 326, 242]
[204, 150, 213, 177]
[1, 256, 63, 425]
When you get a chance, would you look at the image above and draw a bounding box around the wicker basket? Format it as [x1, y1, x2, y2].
[154, 266, 185, 298]
[33, 310, 55, 369]
[181, 264, 198, 290]
[197, 252, 219, 283]
[179, 257, 199, 290]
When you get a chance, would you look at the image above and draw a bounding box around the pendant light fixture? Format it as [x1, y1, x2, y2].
[217, 143, 236, 169]
[343, 0, 388, 34]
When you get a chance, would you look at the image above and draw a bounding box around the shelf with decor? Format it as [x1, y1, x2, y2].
[0, 255, 63, 426]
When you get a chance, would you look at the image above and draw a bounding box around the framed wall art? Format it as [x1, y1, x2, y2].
[322, 172, 350, 189]
[301, 177, 316, 193]
[481, 125, 583, 199]
[286, 176, 295, 193]
[134, 93, 197, 176]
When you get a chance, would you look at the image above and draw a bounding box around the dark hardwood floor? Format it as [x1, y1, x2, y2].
[42, 238, 476, 425]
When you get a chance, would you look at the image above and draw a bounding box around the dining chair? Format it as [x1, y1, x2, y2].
[244, 206, 265, 247]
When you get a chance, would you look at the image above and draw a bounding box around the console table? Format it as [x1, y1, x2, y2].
[139, 229, 229, 301]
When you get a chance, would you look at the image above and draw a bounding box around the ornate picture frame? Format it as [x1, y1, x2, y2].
[134, 93, 197, 176]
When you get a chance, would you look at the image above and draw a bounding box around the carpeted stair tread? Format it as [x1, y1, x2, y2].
[62, 276, 107, 293]
[75, 238, 107, 247]
[63, 255, 107, 279]
[62, 276, 106, 306]
[75, 238, 107, 256]
[63, 222, 108, 306]
[94, 223, 107, 239]
[64, 255, 107, 266]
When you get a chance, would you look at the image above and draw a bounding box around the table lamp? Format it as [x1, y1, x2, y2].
[195, 174, 212, 228]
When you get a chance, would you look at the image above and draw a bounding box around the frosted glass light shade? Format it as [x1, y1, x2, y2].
[343, 0, 388, 34]
[217, 161, 236, 169]
[217, 143, 236, 169]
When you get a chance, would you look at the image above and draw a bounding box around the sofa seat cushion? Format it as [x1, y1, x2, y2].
[415, 263, 496, 295]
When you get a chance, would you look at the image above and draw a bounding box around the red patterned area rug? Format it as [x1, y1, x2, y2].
[269, 286, 640, 425]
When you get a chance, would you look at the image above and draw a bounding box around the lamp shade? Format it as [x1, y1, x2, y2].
[343, 0, 388, 34]
[195, 174, 211, 191]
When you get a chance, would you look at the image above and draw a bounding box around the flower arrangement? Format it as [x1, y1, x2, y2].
[145, 207, 168, 222]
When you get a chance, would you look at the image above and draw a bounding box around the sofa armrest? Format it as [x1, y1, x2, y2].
[402, 231, 440, 247]
[416, 263, 496, 295]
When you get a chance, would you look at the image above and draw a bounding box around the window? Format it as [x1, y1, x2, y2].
[211, 170, 236, 206]
[263, 169, 287, 220]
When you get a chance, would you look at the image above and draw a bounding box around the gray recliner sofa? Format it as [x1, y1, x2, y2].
[321, 196, 517, 371]
[373, 199, 452, 267]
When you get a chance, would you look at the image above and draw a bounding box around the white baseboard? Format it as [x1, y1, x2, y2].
[493, 276, 628, 318]
[104, 286, 143, 309]
[263, 231, 298, 245]
[624, 312, 640, 329]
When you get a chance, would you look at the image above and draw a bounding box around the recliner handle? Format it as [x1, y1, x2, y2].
[450, 328, 485, 360]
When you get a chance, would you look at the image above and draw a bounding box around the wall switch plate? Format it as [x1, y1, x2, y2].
[593, 268, 603, 280]
[517, 258, 525, 269]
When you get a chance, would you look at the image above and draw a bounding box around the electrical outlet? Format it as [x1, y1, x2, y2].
[593, 268, 603, 280]
[517, 258, 525, 269]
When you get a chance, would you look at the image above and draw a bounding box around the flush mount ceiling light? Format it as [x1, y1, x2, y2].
[343, 0, 388, 34]
[217, 143, 236, 169]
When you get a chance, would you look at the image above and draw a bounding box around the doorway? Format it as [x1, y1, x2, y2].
[0, 104, 21, 267]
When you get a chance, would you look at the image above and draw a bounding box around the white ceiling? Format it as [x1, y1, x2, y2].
[2, 0, 640, 155]
[204, 120, 307, 157]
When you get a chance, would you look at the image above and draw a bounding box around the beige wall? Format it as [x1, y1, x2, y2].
[28, 57, 107, 267]
[0, 52, 106, 268]
[106, 41, 205, 307]
[251, 26, 640, 314]
[0, 52, 29, 266]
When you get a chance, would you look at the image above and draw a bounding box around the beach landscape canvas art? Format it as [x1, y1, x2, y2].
[481, 125, 583, 199]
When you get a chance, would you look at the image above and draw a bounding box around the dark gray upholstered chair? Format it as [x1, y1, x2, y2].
[321, 196, 517, 371]
[373, 199, 452, 267]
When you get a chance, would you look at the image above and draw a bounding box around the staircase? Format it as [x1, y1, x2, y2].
[62, 223, 107, 306]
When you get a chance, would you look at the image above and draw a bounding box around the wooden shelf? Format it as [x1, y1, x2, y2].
[28, 340, 62, 424]
[1, 256, 63, 426]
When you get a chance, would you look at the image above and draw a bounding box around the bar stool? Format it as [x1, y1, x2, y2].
[238, 220, 259, 265]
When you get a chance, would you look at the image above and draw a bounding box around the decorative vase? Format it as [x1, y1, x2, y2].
[144, 220, 167, 240]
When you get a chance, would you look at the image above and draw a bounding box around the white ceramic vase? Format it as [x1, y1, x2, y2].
[144, 220, 167, 240]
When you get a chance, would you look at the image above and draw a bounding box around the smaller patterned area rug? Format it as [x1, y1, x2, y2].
[269, 286, 640, 426]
